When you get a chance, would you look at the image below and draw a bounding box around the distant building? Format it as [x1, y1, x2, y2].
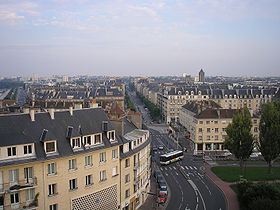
[199, 69, 205, 83]
[180, 100, 259, 153]
[62, 75, 69, 82]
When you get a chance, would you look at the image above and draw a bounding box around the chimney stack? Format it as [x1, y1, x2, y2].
[49, 108, 55, 120]
[30, 109, 35, 122]
[69, 106, 73, 116]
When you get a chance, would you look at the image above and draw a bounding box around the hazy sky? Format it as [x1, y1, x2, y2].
[0, 0, 280, 77]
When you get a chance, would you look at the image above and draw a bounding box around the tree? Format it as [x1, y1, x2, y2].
[225, 108, 254, 170]
[258, 102, 280, 174]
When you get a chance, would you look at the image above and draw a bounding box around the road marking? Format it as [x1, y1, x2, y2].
[169, 167, 173, 170]
[187, 180, 206, 210]
[185, 166, 189, 170]
[175, 172, 179, 176]
[189, 166, 193, 170]
[173, 166, 176, 170]
[160, 167, 163, 171]
[193, 166, 197, 170]
[165, 167, 168, 171]
[165, 173, 168, 176]
[181, 166, 185, 170]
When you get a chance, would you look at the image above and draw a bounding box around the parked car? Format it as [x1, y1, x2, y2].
[154, 170, 161, 179]
[158, 191, 167, 204]
[158, 181, 168, 195]
[156, 174, 164, 183]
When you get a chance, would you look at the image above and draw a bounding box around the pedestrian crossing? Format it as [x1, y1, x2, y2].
[159, 165, 200, 172]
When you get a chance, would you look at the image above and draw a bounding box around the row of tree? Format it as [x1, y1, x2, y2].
[225, 102, 280, 173]
[136, 92, 161, 120]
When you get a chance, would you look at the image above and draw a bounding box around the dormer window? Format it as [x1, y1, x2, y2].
[7, 147, 17, 157]
[71, 137, 81, 149]
[83, 136, 92, 146]
[23, 145, 33, 155]
[45, 141, 56, 154]
[94, 134, 102, 144]
[107, 131, 115, 141]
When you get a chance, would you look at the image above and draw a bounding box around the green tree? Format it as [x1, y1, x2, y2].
[225, 108, 254, 170]
[258, 102, 280, 174]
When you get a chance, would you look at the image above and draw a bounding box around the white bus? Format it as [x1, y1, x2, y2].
[159, 150, 184, 165]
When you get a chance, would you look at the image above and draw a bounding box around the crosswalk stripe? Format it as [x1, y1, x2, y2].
[173, 166, 176, 170]
[193, 166, 197, 170]
[181, 166, 184, 170]
[175, 172, 179, 176]
[189, 166, 193, 170]
[185, 166, 188, 170]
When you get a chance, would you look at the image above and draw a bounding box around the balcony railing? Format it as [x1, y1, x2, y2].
[0, 177, 37, 193]
[2, 200, 38, 210]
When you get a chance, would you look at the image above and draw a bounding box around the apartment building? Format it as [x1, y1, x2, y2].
[157, 87, 277, 123]
[0, 107, 150, 210]
[180, 101, 259, 153]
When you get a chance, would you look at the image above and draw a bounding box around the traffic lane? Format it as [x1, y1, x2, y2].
[180, 157, 226, 210]
[160, 164, 197, 210]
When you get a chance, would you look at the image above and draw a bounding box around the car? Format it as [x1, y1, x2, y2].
[250, 152, 261, 159]
[154, 170, 161, 179]
[223, 150, 232, 157]
[156, 174, 164, 183]
[158, 181, 168, 194]
[158, 191, 167, 204]
[152, 146, 157, 151]
[158, 145, 164, 150]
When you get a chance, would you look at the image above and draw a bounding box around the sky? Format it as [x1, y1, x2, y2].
[0, 0, 280, 77]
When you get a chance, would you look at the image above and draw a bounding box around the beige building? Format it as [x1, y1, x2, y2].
[0, 108, 151, 210]
[180, 101, 259, 153]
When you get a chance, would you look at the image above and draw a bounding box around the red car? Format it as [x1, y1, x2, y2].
[158, 191, 167, 204]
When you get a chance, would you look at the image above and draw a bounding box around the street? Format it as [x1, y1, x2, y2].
[128, 89, 227, 210]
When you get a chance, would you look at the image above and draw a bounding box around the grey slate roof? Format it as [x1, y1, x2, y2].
[0, 108, 121, 166]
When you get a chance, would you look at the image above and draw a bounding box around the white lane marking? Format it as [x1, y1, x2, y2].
[173, 166, 177, 170]
[165, 167, 168, 171]
[175, 172, 179, 176]
[193, 166, 197, 170]
[189, 166, 193, 170]
[185, 166, 189, 170]
[160, 167, 163, 171]
[165, 173, 168, 176]
[169, 167, 173, 170]
[187, 180, 206, 210]
[181, 166, 185, 170]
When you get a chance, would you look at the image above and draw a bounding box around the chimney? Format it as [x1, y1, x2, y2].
[90, 99, 98, 108]
[69, 106, 73, 116]
[49, 108, 55, 120]
[217, 109, 221, 119]
[30, 109, 35, 122]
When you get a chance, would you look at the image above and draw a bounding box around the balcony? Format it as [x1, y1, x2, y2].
[2, 201, 38, 210]
[0, 178, 37, 193]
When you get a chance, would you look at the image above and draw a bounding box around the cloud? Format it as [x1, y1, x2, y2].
[128, 5, 159, 20]
[0, 1, 39, 24]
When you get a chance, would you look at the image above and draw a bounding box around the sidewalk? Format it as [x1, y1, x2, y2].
[205, 164, 240, 210]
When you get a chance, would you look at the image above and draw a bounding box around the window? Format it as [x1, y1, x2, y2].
[24, 167, 33, 182]
[207, 128, 211, 133]
[222, 128, 226, 132]
[71, 138, 81, 148]
[254, 127, 258, 132]
[69, 178, 77, 190]
[125, 189, 130, 198]
[84, 136, 92, 145]
[198, 136, 202, 141]
[26, 188, 35, 201]
[48, 184, 57, 196]
[108, 131, 115, 141]
[125, 158, 130, 168]
[69, 159, 77, 170]
[198, 128, 202, 133]
[99, 152, 106, 163]
[7, 147, 16, 157]
[47, 163, 57, 175]
[24, 145, 32, 155]
[85, 175, 93, 186]
[112, 166, 118, 177]
[10, 192, 19, 205]
[94, 134, 101, 144]
[215, 135, 219, 140]
[207, 136, 210, 140]
[100, 170, 107, 182]
[45, 141, 56, 153]
[215, 128, 219, 133]
[9, 169, 19, 185]
[125, 174, 130, 183]
[112, 149, 118, 159]
[49, 204, 58, 210]
[206, 121, 210, 124]
[85, 155, 92, 167]
[214, 121, 218, 124]
[199, 121, 203, 124]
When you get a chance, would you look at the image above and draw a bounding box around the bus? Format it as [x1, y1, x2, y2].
[159, 150, 184, 165]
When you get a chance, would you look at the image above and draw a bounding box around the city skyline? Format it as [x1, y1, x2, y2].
[0, 0, 280, 77]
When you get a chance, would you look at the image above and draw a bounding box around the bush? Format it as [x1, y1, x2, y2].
[248, 198, 280, 210]
[237, 182, 280, 210]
